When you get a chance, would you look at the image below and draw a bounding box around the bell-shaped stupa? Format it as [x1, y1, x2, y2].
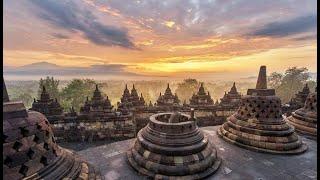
[3, 79, 103, 179]
[286, 92, 317, 138]
[218, 66, 307, 154]
[127, 109, 221, 179]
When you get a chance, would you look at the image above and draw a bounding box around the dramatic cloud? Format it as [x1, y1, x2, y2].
[30, 0, 137, 49]
[3, 0, 317, 78]
[89, 0, 316, 38]
[291, 34, 317, 41]
[248, 14, 317, 38]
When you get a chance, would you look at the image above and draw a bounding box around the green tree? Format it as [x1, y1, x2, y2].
[38, 76, 60, 100]
[268, 72, 283, 89]
[60, 79, 96, 111]
[11, 92, 34, 108]
[175, 79, 200, 103]
[272, 67, 310, 103]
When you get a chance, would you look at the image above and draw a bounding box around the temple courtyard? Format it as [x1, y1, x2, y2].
[61, 126, 317, 180]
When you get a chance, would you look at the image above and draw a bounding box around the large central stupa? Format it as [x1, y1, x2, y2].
[127, 110, 221, 179]
[218, 66, 308, 154]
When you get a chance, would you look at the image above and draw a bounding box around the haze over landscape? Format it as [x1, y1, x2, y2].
[3, 0, 317, 81]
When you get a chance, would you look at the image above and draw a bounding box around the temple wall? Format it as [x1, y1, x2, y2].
[45, 105, 239, 143]
[51, 116, 135, 142]
[194, 110, 213, 117]
[133, 107, 227, 132]
[216, 110, 236, 117]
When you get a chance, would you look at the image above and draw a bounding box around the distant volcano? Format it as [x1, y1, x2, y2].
[3, 61, 145, 77]
[19, 62, 62, 69]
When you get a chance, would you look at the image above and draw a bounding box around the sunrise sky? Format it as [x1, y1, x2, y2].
[3, 0, 317, 80]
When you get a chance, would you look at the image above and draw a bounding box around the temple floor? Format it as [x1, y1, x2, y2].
[62, 126, 317, 180]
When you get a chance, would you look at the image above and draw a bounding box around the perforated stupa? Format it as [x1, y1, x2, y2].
[127, 109, 221, 179]
[218, 66, 308, 154]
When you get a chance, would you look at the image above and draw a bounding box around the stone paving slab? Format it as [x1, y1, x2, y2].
[76, 126, 317, 180]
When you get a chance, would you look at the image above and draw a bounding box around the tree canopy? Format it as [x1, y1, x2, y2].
[175, 78, 201, 103]
[38, 76, 60, 101]
[268, 67, 316, 103]
[60, 79, 97, 111]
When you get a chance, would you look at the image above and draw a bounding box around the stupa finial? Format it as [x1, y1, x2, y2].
[256, 65, 267, 89]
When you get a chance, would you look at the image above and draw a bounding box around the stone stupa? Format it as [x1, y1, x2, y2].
[3, 79, 103, 179]
[127, 109, 221, 179]
[217, 66, 308, 154]
[286, 91, 317, 138]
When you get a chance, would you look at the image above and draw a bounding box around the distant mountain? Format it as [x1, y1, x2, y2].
[20, 62, 61, 70]
[3, 65, 15, 71]
[3, 61, 146, 77]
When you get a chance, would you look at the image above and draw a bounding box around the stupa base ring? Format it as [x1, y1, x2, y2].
[286, 119, 317, 139]
[24, 148, 102, 180]
[290, 127, 317, 140]
[217, 127, 308, 155]
[127, 150, 221, 180]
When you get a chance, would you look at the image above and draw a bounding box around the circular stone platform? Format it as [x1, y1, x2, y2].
[286, 92, 317, 138]
[127, 112, 221, 179]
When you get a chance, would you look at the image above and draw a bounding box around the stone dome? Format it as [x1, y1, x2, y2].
[127, 110, 221, 179]
[3, 80, 103, 179]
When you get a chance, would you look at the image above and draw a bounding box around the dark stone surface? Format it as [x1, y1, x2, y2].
[3, 98, 103, 179]
[76, 126, 317, 180]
